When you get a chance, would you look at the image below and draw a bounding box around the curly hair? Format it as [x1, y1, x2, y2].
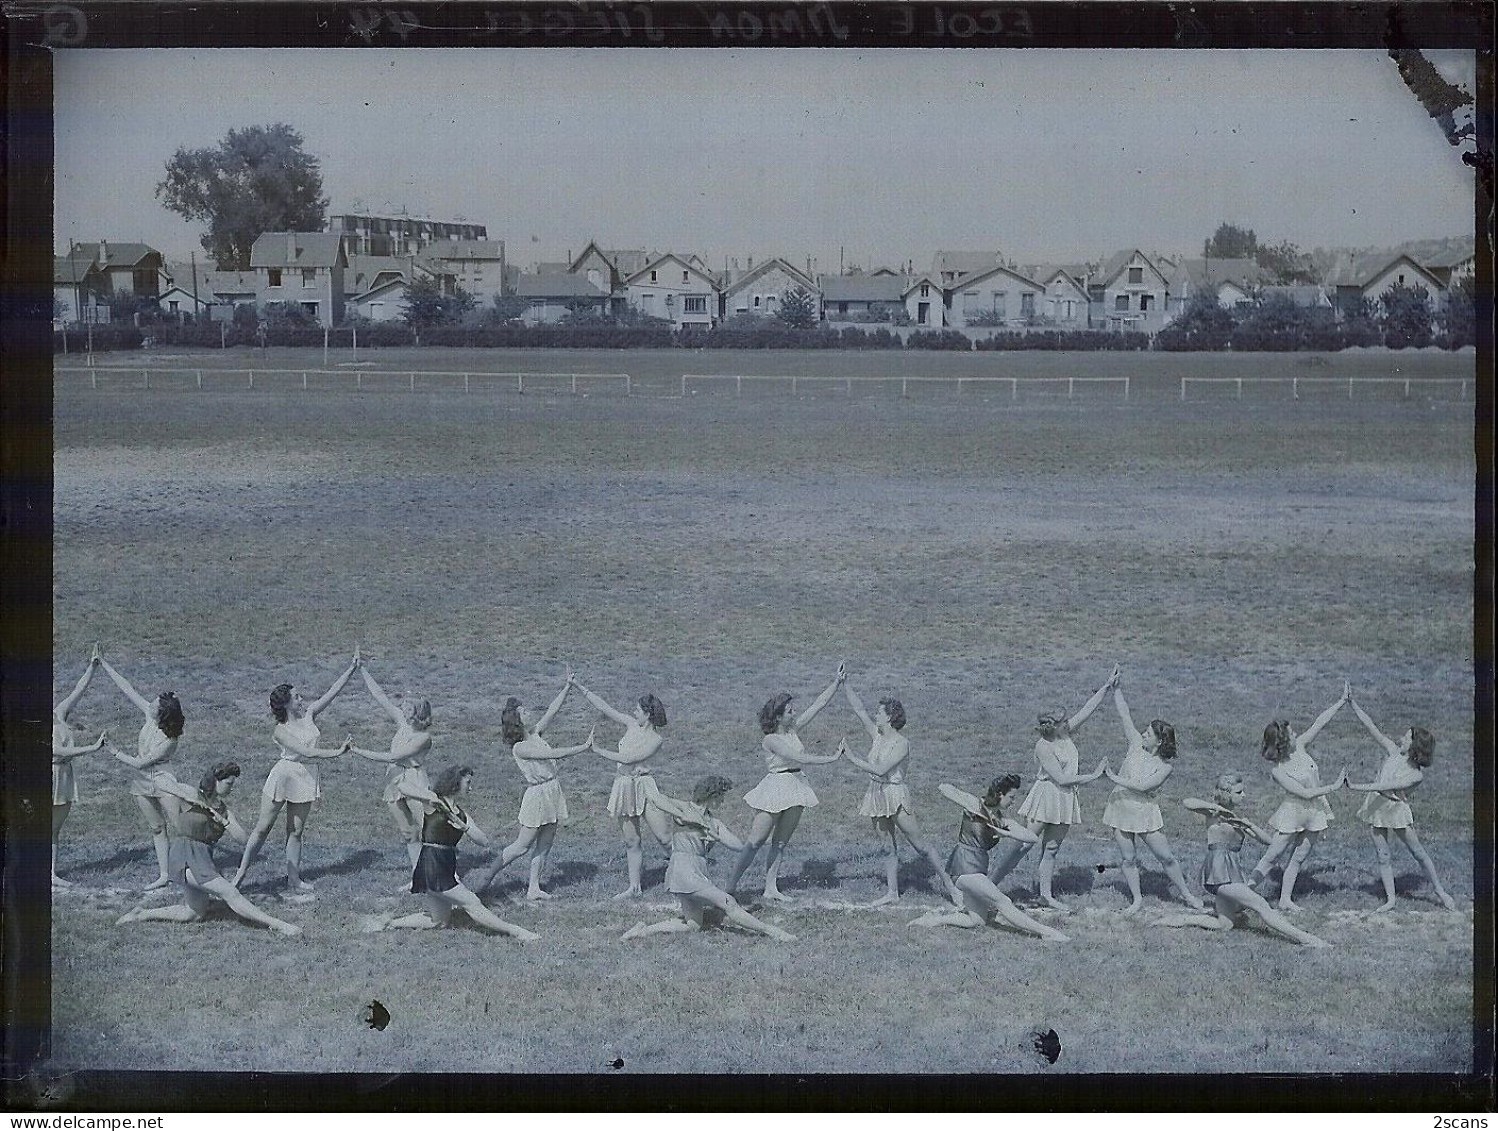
[432, 764, 475, 798]
[197, 760, 241, 798]
[155, 692, 185, 739]
[984, 773, 1022, 811]
[878, 697, 906, 731]
[1260, 719, 1291, 763]
[692, 774, 733, 807]
[500, 697, 525, 746]
[270, 683, 295, 724]
[638, 693, 667, 729]
[1408, 726, 1435, 768]
[1214, 770, 1245, 803]
[759, 692, 794, 735]
[1150, 719, 1178, 760]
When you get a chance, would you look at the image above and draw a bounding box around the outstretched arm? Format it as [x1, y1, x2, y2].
[1036, 744, 1106, 788]
[997, 817, 1040, 845]
[360, 666, 405, 728]
[1348, 696, 1401, 757]
[1107, 760, 1171, 793]
[1300, 683, 1350, 746]
[350, 729, 431, 765]
[1271, 764, 1347, 800]
[792, 673, 843, 732]
[55, 651, 99, 722]
[53, 730, 107, 763]
[98, 657, 153, 717]
[763, 732, 840, 766]
[533, 679, 572, 735]
[842, 683, 879, 739]
[1112, 684, 1139, 741]
[397, 777, 440, 805]
[710, 818, 746, 853]
[518, 729, 594, 761]
[572, 679, 635, 728]
[1349, 763, 1422, 794]
[275, 723, 351, 761]
[308, 653, 360, 719]
[1067, 666, 1118, 733]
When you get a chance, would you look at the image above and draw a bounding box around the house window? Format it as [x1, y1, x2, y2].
[530, 299, 545, 310]
[1397, 273, 1405, 285]
[682, 270, 689, 283]
[963, 290, 980, 314]
[369, 302, 384, 318]
[1020, 292, 1035, 317]
[839, 302, 848, 314]
[650, 270, 657, 282]
[753, 295, 761, 308]
[268, 269, 282, 287]
[1115, 294, 1130, 311]
[920, 284, 930, 298]
[1129, 267, 1144, 284]
[1139, 294, 1153, 312]
[301, 302, 319, 318]
[683, 296, 707, 314]
[303, 268, 316, 286]
[993, 292, 1007, 318]
[168, 300, 179, 313]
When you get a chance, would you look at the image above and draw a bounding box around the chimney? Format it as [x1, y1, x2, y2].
[286, 233, 299, 264]
[98, 239, 109, 267]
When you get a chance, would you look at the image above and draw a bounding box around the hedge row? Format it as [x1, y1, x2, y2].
[976, 330, 1150, 352]
[53, 324, 142, 353]
[1154, 323, 1385, 352]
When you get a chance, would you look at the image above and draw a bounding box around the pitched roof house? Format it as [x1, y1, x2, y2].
[624, 254, 720, 329]
[819, 273, 909, 319]
[1091, 249, 1171, 331]
[514, 273, 613, 323]
[1168, 257, 1268, 313]
[947, 265, 1046, 328]
[1324, 253, 1447, 316]
[719, 258, 820, 321]
[249, 232, 349, 327]
[932, 250, 1006, 285]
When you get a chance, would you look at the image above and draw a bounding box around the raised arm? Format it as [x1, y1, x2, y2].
[1112, 684, 1139, 742]
[1299, 682, 1350, 746]
[1348, 696, 1401, 757]
[842, 683, 879, 739]
[572, 679, 635, 728]
[98, 657, 153, 716]
[1067, 666, 1118, 734]
[792, 673, 843, 732]
[360, 666, 405, 728]
[308, 653, 359, 719]
[55, 651, 100, 722]
[534, 680, 571, 735]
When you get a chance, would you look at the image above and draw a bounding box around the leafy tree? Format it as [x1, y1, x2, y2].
[401, 276, 476, 327]
[1204, 223, 1258, 260]
[1379, 282, 1434, 349]
[488, 294, 530, 324]
[1437, 277, 1475, 346]
[157, 124, 328, 270]
[262, 300, 318, 328]
[777, 286, 818, 329]
[107, 292, 161, 325]
[1255, 240, 1318, 285]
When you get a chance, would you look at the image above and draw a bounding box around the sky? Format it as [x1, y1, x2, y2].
[54, 48, 1476, 271]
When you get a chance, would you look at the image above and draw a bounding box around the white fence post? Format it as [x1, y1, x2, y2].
[1124, 376, 1130, 401]
[572, 374, 577, 394]
[1068, 377, 1075, 400]
[518, 374, 524, 393]
[196, 369, 202, 390]
[680, 374, 687, 397]
[1348, 376, 1354, 399]
[1293, 377, 1298, 400]
[1179, 377, 1185, 402]
[902, 377, 908, 398]
[249, 370, 254, 389]
[409, 371, 415, 392]
[1236, 377, 1242, 400]
[143, 370, 149, 390]
[626, 374, 631, 396]
[302, 371, 308, 390]
[736, 376, 742, 397]
[465, 373, 470, 393]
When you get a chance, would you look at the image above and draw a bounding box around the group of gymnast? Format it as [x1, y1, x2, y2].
[52, 647, 1460, 948]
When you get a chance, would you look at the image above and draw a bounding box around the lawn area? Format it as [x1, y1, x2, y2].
[46, 348, 1477, 1074]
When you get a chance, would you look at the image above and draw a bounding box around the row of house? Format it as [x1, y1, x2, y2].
[56, 231, 1475, 334]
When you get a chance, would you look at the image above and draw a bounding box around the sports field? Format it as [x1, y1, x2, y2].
[48, 347, 1477, 1074]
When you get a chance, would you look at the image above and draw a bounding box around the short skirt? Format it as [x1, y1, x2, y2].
[946, 843, 990, 880]
[666, 850, 719, 898]
[1358, 793, 1413, 830]
[53, 762, 78, 805]
[1269, 797, 1332, 834]
[1201, 846, 1246, 893]
[382, 765, 419, 805]
[412, 844, 459, 894]
[1102, 791, 1163, 834]
[263, 758, 320, 805]
[744, 771, 818, 813]
[859, 781, 912, 819]
[608, 772, 660, 819]
[518, 778, 569, 827]
[129, 767, 180, 800]
[1017, 780, 1081, 826]
[168, 836, 221, 887]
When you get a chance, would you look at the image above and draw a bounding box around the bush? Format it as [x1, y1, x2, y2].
[1379, 282, 1434, 350]
[52, 323, 142, 353]
[905, 329, 971, 351]
[976, 330, 1149, 351]
[689, 322, 840, 350]
[835, 326, 902, 350]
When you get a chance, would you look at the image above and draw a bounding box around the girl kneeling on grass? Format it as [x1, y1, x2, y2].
[908, 776, 1069, 942]
[622, 775, 796, 942]
[1156, 773, 1329, 948]
[364, 765, 539, 940]
[1344, 691, 1457, 911]
[116, 762, 301, 937]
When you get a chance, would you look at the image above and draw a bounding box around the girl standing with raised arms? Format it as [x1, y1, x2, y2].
[1249, 683, 1349, 911]
[345, 661, 434, 878]
[97, 651, 187, 890]
[1345, 690, 1457, 911]
[232, 651, 359, 895]
[472, 678, 593, 901]
[725, 665, 847, 903]
[840, 672, 960, 906]
[987, 668, 1114, 912]
[1100, 675, 1205, 914]
[571, 674, 670, 899]
[52, 647, 107, 888]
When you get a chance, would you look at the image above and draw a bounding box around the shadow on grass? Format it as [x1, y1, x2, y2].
[66, 846, 153, 876]
[896, 859, 948, 895]
[547, 860, 600, 891]
[306, 848, 383, 882]
[1050, 864, 1098, 898]
[791, 858, 841, 890]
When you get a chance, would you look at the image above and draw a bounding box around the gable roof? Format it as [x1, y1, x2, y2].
[818, 273, 909, 303]
[932, 250, 1005, 277]
[163, 261, 258, 297]
[950, 263, 1044, 292]
[514, 273, 610, 299]
[1095, 249, 1167, 288]
[1260, 284, 1332, 308]
[1420, 243, 1475, 269]
[54, 254, 99, 284]
[1024, 265, 1090, 293]
[351, 278, 410, 304]
[250, 232, 347, 269]
[624, 253, 720, 291]
[1174, 257, 1267, 292]
[1324, 253, 1445, 290]
[66, 241, 159, 269]
[721, 257, 817, 297]
[901, 274, 946, 299]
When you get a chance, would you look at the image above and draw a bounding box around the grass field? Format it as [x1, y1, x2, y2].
[47, 348, 1477, 1075]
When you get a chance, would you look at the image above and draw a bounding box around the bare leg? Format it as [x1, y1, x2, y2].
[615, 816, 644, 899]
[894, 810, 961, 902]
[1370, 827, 1397, 910]
[1278, 831, 1318, 911]
[1396, 828, 1457, 909]
[135, 796, 171, 889]
[1142, 830, 1206, 910]
[233, 792, 285, 887]
[474, 825, 540, 893]
[199, 875, 301, 935]
[376, 893, 455, 931]
[52, 803, 73, 887]
[692, 888, 796, 941]
[387, 800, 421, 871]
[119, 894, 206, 926]
[1115, 829, 1142, 913]
[527, 824, 558, 899]
[623, 897, 706, 940]
[1220, 883, 1330, 947]
[762, 807, 803, 901]
[642, 799, 672, 847]
[1251, 831, 1293, 885]
[727, 810, 775, 896]
[1037, 824, 1071, 912]
[870, 819, 901, 906]
[447, 885, 540, 939]
[985, 834, 1035, 886]
[284, 801, 315, 891]
[1157, 890, 1238, 931]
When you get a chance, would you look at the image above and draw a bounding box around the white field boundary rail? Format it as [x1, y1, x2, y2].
[56, 367, 634, 394]
[1180, 375, 1471, 402]
[680, 374, 1131, 399]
